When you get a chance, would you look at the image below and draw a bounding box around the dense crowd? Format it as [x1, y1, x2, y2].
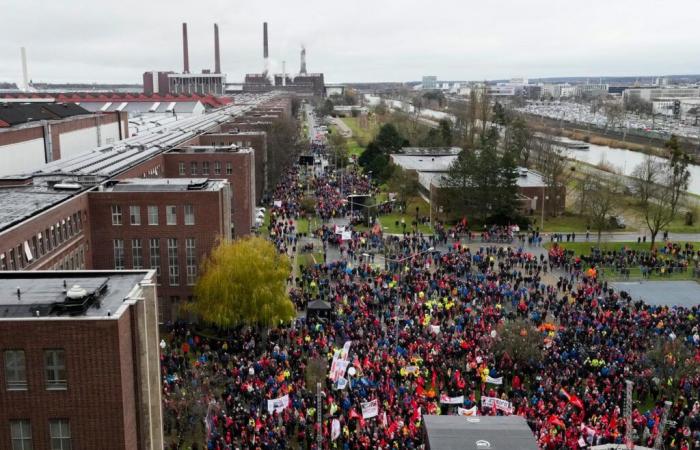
[160, 149, 700, 450]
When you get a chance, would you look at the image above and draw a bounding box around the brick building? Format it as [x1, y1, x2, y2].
[87, 178, 232, 321]
[0, 270, 162, 450]
[0, 102, 128, 176]
[0, 92, 292, 322]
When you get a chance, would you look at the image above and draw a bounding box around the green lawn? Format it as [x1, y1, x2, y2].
[545, 241, 700, 255]
[298, 252, 324, 268]
[340, 117, 378, 146]
[541, 213, 591, 232]
[296, 216, 321, 235]
[378, 214, 432, 234]
[347, 139, 365, 158]
[597, 266, 698, 282]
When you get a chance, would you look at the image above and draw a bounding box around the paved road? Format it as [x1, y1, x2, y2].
[329, 117, 352, 138]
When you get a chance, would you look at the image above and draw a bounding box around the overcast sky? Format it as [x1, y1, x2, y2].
[1, 0, 699, 85]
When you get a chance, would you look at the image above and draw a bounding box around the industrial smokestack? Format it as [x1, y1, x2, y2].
[282, 61, 286, 86]
[263, 22, 269, 59]
[214, 23, 221, 74]
[20, 47, 29, 91]
[300, 45, 307, 75]
[182, 22, 190, 74]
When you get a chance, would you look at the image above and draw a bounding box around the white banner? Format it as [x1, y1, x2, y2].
[273, 200, 282, 207]
[481, 396, 512, 414]
[336, 377, 348, 390]
[341, 231, 352, 241]
[361, 399, 379, 419]
[486, 376, 503, 385]
[330, 360, 349, 382]
[340, 341, 352, 360]
[331, 418, 341, 441]
[267, 394, 290, 414]
[404, 365, 420, 375]
[440, 394, 465, 405]
[458, 406, 478, 416]
[429, 325, 441, 334]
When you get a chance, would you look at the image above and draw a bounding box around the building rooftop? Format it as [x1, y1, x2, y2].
[0, 92, 281, 232]
[168, 144, 253, 154]
[0, 174, 103, 232]
[0, 102, 91, 128]
[105, 178, 226, 192]
[390, 154, 458, 172]
[0, 271, 153, 319]
[423, 415, 538, 450]
[399, 147, 462, 156]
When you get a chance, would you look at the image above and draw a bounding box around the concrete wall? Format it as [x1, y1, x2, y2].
[0, 138, 46, 176]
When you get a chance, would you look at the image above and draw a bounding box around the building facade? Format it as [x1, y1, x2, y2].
[0, 270, 162, 450]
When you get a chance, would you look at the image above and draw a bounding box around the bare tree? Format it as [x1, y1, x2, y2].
[585, 176, 620, 243]
[631, 154, 661, 206]
[642, 183, 675, 249]
[531, 141, 572, 216]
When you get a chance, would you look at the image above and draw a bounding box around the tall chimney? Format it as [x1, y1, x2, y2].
[214, 23, 221, 74]
[20, 47, 29, 91]
[300, 45, 307, 75]
[182, 22, 190, 74]
[282, 61, 286, 86]
[263, 22, 269, 59]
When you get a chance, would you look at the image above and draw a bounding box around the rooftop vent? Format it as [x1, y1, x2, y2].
[53, 181, 82, 191]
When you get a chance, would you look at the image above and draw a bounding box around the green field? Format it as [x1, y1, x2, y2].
[340, 117, 378, 146]
[545, 241, 700, 254]
[541, 213, 591, 232]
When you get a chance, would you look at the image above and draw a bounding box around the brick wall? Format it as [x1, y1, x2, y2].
[0, 317, 130, 450]
[87, 189, 230, 320]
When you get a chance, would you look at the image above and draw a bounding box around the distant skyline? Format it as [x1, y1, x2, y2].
[1, 0, 699, 85]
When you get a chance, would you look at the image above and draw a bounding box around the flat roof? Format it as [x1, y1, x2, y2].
[105, 178, 226, 192]
[168, 145, 253, 154]
[400, 147, 462, 156]
[391, 154, 458, 172]
[423, 415, 538, 450]
[0, 271, 153, 319]
[611, 281, 700, 307]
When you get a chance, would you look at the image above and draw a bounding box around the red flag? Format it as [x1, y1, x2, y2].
[548, 415, 566, 428]
[569, 394, 584, 411]
[348, 408, 361, 420]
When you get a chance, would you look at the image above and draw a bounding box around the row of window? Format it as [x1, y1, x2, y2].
[4, 349, 66, 391]
[0, 211, 85, 271]
[113, 238, 197, 286]
[10, 418, 71, 450]
[48, 246, 86, 272]
[178, 161, 233, 176]
[111, 204, 194, 226]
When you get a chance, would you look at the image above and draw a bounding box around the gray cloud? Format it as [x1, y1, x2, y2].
[1, 0, 699, 85]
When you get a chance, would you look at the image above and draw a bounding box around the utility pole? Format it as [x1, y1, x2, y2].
[624, 380, 633, 448]
[317, 381, 323, 449]
[653, 400, 672, 450]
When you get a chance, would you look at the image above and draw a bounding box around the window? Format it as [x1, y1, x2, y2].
[44, 228, 52, 252]
[111, 205, 122, 225]
[149, 239, 161, 282]
[168, 238, 179, 286]
[214, 161, 221, 175]
[45, 350, 66, 390]
[190, 161, 197, 175]
[113, 239, 124, 270]
[186, 238, 197, 285]
[202, 161, 209, 175]
[10, 420, 32, 450]
[8, 249, 16, 270]
[147, 206, 158, 225]
[225, 162, 233, 175]
[0, 254, 6, 271]
[184, 205, 195, 225]
[49, 420, 71, 450]
[132, 239, 143, 270]
[31, 237, 38, 260]
[4, 350, 27, 390]
[16, 245, 24, 269]
[38, 233, 44, 256]
[178, 161, 185, 176]
[166, 206, 177, 225]
[129, 206, 141, 225]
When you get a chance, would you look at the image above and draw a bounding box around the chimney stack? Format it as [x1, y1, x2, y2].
[263, 22, 269, 59]
[282, 61, 286, 86]
[214, 23, 221, 74]
[300, 45, 307, 75]
[182, 22, 190, 74]
[20, 47, 29, 91]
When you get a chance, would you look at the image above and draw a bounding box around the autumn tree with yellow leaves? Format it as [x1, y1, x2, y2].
[189, 237, 295, 329]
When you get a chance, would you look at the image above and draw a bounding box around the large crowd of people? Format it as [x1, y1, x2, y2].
[160, 145, 700, 450]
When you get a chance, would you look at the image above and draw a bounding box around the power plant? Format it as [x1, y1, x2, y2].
[243, 22, 325, 96]
[143, 22, 226, 95]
